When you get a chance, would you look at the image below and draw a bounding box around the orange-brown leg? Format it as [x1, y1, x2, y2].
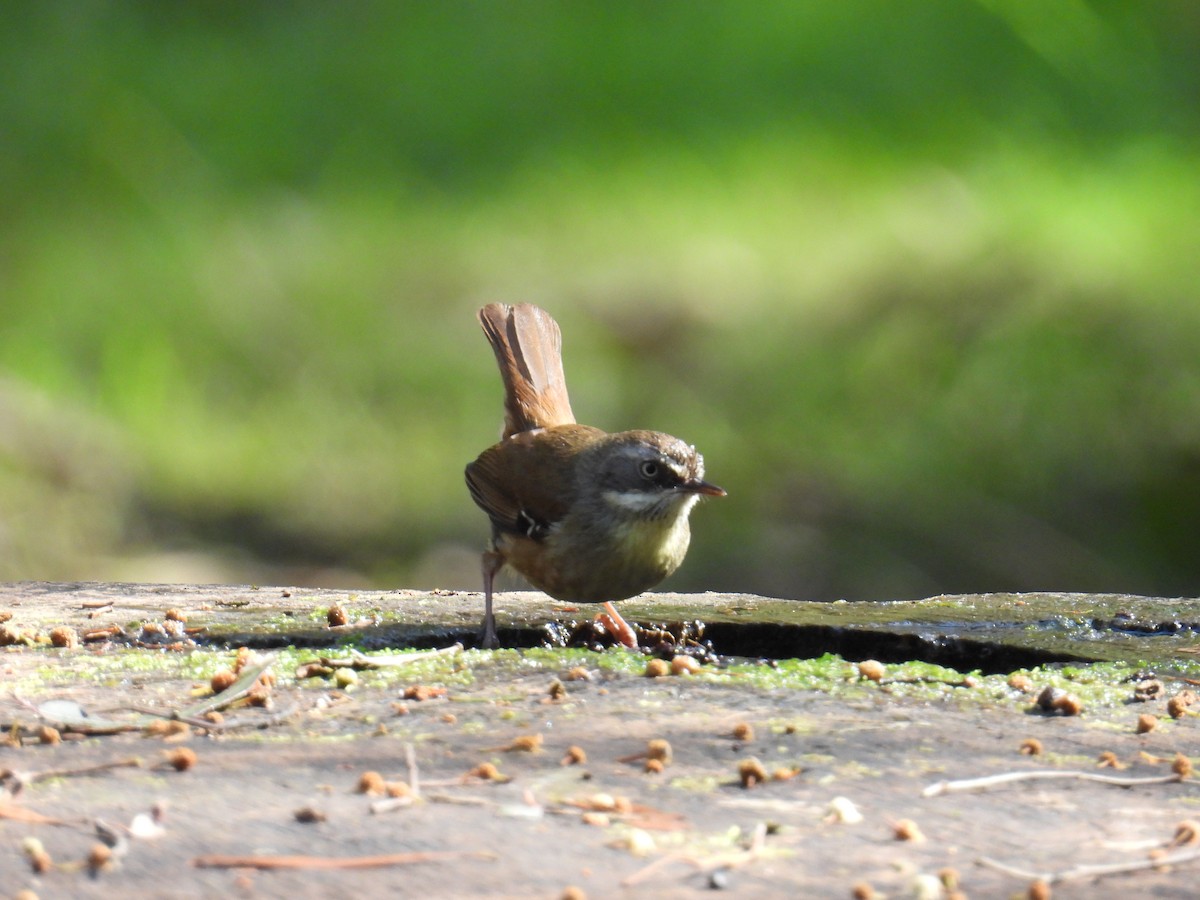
[597, 601, 638, 648]
[481, 550, 504, 649]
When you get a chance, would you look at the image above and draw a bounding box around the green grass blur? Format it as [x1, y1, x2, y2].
[3, 2, 1200, 600]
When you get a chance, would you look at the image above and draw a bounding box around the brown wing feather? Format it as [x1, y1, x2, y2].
[478, 303, 576, 438]
[465, 424, 602, 536]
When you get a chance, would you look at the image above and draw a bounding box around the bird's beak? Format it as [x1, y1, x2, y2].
[684, 479, 726, 497]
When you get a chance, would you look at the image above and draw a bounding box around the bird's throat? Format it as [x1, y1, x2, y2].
[608, 496, 696, 579]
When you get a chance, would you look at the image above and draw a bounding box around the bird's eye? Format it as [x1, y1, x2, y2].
[639, 460, 659, 480]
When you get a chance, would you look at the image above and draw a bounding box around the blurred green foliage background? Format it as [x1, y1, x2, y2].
[3, 2, 1200, 601]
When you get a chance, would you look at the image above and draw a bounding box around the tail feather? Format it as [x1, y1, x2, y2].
[478, 303, 575, 437]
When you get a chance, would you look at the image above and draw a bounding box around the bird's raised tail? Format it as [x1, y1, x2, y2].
[478, 303, 576, 438]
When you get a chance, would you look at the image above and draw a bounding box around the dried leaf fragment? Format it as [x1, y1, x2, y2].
[1167, 690, 1197, 719]
[1133, 678, 1164, 701]
[670, 655, 701, 675]
[22, 836, 52, 873]
[857, 660, 885, 682]
[38, 725, 61, 746]
[1054, 693, 1082, 716]
[938, 867, 960, 891]
[561, 745, 587, 766]
[403, 685, 448, 702]
[505, 734, 543, 753]
[731, 722, 754, 742]
[83, 625, 122, 642]
[1096, 751, 1126, 769]
[146, 719, 191, 740]
[1172, 753, 1193, 779]
[357, 771, 386, 795]
[49, 626, 78, 649]
[737, 757, 768, 788]
[87, 842, 112, 875]
[466, 762, 509, 782]
[646, 739, 672, 764]
[643, 659, 670, 678]
[165, 747, 197, 772]
[1170, 820, 1200, 847]
[892, 818, 925, 842]
[613, 827, 655, 856]
[577, 792, 631, 813]
[1036, 686, 1082, 715]
[0, 624, 33, 646]
[296, 662, 334, 679]
[210, 670, 237, 694]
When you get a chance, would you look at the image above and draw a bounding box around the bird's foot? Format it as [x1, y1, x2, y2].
[597, 601, 638, 648]
[480, 624, 500, 650]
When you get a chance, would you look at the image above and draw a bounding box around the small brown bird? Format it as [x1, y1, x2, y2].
[466, 303, 725, 648]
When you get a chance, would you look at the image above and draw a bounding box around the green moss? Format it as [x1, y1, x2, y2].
[666, 775, 724, 794]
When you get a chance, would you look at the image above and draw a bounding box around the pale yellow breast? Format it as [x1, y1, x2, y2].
[611, 510, 693, 580]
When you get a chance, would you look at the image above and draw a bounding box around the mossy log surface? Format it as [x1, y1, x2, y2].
[1, 583, 1198, 898]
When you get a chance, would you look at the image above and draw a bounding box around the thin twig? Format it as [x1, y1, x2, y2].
[426, 793, 493, 806]
[621, 852, 691, 887]
[315, 644, 464, 669]
[924, 769, 1183, 797]
[193, 850, 496, 870]
[622, 822, 770, 887]
[0, 803, 85, 827]
[122, 706, 225, 730]
[367, 743, 421, 814]
[123, 701, 299, 733]
[32, 757, 143, 782]
[2, 758, 142, 793]
[694, 822, 769, 873]
[406, 742, 420, 798]
[979, 847, 1200, 884]
[205, 702, 300, 732]
[369, 796, 416, 815]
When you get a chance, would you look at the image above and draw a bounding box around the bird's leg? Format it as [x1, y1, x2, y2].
[480, 550, 504, 649]
[598, 601, 638, 648]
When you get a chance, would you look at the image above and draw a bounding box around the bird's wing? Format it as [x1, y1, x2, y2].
[465, 425, 600, 538]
